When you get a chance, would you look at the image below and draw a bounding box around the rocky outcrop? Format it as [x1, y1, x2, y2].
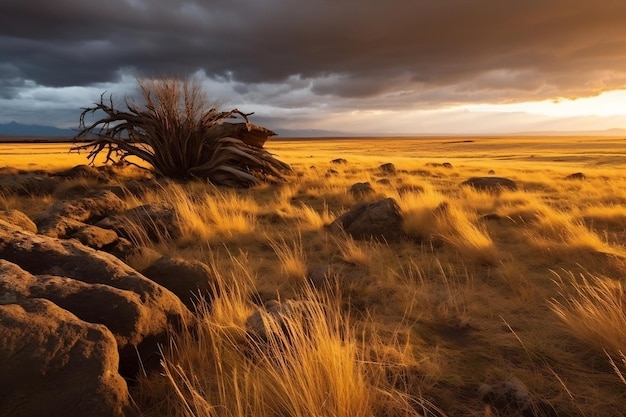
[0, 298, 134, 417]
[0, 220, 193, 378]
[329, 198, 404, 242]
[34, 189, 125, 238]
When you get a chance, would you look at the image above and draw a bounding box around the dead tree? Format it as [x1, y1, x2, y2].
[72, 78, 291, 187]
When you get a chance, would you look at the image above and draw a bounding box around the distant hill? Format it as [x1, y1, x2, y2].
[0, 121, 75, 137]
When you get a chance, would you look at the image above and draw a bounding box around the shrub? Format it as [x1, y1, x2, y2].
[72, 77, 291, 187]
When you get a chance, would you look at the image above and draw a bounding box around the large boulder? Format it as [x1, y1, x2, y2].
[0, 298, 134, 417]
[0, 220, 193, 378]
[0, 261, 156, 368]
[34, 189, 126, 238]
[329, 198, 404, 242]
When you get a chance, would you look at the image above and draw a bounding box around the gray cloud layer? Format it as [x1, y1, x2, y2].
[2, 0, 626, 132]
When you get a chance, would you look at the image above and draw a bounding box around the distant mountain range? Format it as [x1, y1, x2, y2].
[0, 121, 76, 137]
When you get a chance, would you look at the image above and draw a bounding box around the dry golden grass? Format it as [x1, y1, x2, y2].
[4, 135, 626, 416]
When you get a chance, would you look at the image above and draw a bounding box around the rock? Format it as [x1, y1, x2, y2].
[330, 158, 348, 164]
[379, 162, 397, 174]
[54, 164, 110, 182]
[35, 189, 126, 238]
[306, 265, 333, 288]
[329, 198, 404, 242]
[0, 220, 193, 378]
[565, 172, 585, 180]
[71, 224, 119, 249]
[325, 168, 339, 177]
[105, 237, 138, 260]
[376, 178, 391, 185]
[0, 172, 57, 196]
[246, 299, 324, 342]
[97, 203, 180, 242]
[479, 378, 556, 417]
[348, 182, 375, 199]
[461, 176, 518, 192]
[488, 169, 496, 175]
[113, 244, 163, 271]
[142, 256, 218, 310]
[0, 209, 37, 233]
[425, 162, 453, 168]
[481, 213, 501, 221]
[0, 298, 134, 417]
[0, 261, 154, 366]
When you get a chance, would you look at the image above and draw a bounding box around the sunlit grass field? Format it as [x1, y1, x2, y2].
[2, 135, 626, 416]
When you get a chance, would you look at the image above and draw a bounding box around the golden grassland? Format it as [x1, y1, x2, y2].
[2, 135, 626, 416]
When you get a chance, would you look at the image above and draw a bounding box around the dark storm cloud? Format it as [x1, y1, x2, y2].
[2, 0, 626, 103]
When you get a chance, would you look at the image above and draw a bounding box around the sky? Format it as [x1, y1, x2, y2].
[2, 0, 626, 136]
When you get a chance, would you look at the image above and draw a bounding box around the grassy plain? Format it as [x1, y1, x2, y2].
[2, 135, 626, 416]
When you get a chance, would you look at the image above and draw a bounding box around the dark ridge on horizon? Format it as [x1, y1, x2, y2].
[0, 121, 76, 137]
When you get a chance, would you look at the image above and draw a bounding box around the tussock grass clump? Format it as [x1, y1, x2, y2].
[550, 271, 626, 356]
[395, 185, 446, 240]
[136, 263, 435, 417]
[436, 204, 499, 265]
[530, 208, 611, 254]
[267, 233, 308, 281]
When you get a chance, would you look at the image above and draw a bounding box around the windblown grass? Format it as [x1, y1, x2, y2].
[4, 136, 626, 416]
[550, 271, 626, 355]
[136, 259, 435, 417]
